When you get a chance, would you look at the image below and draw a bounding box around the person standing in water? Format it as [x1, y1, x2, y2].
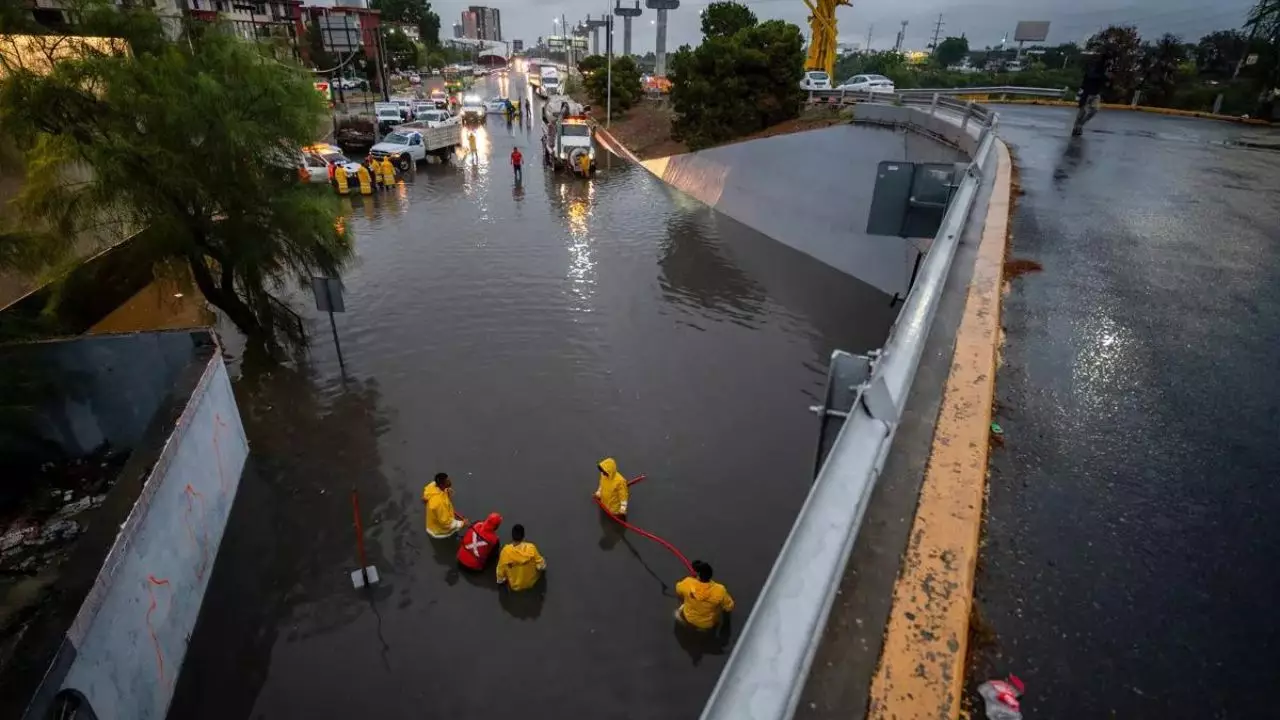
[675, 560, 735, 630]
[496, 524, 546, 591]
[423, 472, 466, 538]
[594, 457, 629, 517]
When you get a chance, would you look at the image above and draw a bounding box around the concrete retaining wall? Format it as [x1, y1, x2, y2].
[640, 118, 969, 297]
[19, 341, 248, 720]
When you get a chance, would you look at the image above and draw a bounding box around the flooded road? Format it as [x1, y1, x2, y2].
[170, 75, 898, 719]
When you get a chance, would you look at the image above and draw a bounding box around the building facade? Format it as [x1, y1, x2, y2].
[467, 5, 500, 41]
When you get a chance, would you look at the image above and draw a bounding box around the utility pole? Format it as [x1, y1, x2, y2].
[929, 14, 944, 55]
[865, 24, 873, 52]
[615, 0, 641, 57]
[606, 13, 613, 127]
[894, 20, 907, 52]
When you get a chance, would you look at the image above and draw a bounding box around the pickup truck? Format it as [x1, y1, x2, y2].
[370, 125, 462, 170]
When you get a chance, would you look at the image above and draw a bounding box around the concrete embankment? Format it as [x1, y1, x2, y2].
[1, 330, 248, 720]
[635, 124, 966, 297]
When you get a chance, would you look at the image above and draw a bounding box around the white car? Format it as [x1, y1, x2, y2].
[299, 145, 362, 184]
[485, 97, 509, 114]
[837, 74, 896, 94]
[799, 70, 831, 90]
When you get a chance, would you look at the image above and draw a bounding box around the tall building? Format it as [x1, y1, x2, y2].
[468, 5, 501, 41]
[460, 10, 478, 39]
[452, 22, 463, 38]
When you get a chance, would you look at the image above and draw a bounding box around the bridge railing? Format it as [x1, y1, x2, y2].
[698, 95, 1002, 720]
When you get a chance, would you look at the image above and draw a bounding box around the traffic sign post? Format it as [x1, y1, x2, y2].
[311, 276, 347, 371]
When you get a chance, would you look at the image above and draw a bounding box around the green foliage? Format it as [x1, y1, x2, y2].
[425, 51, 445, 70]
[1087, 25, 1144, 102]
[578, 54, 606, 75]
[933, 36, 969, 68]
[1140, 33, 1187, 106]
[670, 19, 804, 149]
[0, 3, 352, 351]
[1195, 30, 1248, 77]
[383, 27, 420, 70]
[372, 0, 440, 49]
[584, 56, 642, 118]
[833, 50, 905, 82]
[700, 1, 757, 38]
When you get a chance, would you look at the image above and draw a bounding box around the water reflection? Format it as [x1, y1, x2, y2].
[169, 359, 392, 720]
[658, 210, 767, 325]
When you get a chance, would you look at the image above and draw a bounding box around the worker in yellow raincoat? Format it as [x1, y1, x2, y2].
[423, 472, 466, 538]
[356, 163, 373, 195]
[675, 560, 735, 630]
[379, 156, 397, 187]
[334, 164, 350, 195]
[594, 457, 629, 516]
[496, 524, 546, 591]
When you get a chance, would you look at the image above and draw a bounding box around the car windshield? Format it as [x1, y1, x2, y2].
[320, 151, 346, 163]
[378, 109, 400, 117]
[869, 75, 891, 82]
[423, 112, 443, 121]
[384, 132, 411, 144]
[561, 124, 590, 137]
[810, 72, 829, 80]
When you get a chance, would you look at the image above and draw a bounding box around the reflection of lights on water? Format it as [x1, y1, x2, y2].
[396, 181, 408, 201]
[1072, 313, 1134, 412]
[333, 214, 347, 237]
[559, 181, 596, 310]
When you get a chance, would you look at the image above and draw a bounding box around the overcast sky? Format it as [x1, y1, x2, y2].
[431, 0, 1259, 55]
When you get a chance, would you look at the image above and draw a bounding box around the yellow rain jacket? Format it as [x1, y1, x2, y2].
[496, 541, 546, 591]
[423, 481, 458, 537]
[380, 157, 396, 186]
[676, 577, 735, 630]
[594, 457, 629, 515]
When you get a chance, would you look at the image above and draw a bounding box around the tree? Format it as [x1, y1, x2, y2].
[934, 36, 969, 68]
[382, 27, 420, 70]
[670, 19, 804, 149]
[0, 4, 352, 351]
[1247, 0, 1280, 84]
[584, 56, 643, 118]
[578, 53, 607, 75]
[1040, 42, 1082, 71]
[372, 0, 440, 50]
[1141, 33, 1186, 105]
[700, 1, 757, 38]
[1087, 25, 1143, 102]
[1194, 30, 1247, 77]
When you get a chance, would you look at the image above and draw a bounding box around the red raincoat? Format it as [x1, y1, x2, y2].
[457, 513, 502, 570]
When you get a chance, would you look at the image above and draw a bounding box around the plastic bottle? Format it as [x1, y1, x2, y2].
[976, 675, 1025, 720]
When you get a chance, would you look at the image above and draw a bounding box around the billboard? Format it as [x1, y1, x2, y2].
[512, 39, 523, 52]
[1013, 21, 1050, 43]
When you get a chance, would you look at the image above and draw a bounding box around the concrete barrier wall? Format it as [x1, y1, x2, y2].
[640, 118, 969, 297]
[46, 352, 247, 720]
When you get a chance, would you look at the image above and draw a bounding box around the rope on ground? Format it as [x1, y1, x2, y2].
[595, 474, 695, 575]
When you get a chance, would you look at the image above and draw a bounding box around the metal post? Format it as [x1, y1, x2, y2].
[960, 100, 973, 130]
[326, 283, 346, 371]
[623, 15, 632, 55]
[606, 13, 613, 127]
[930, 92, 939, 115]
[1213, 93, 1224, 114]
[655, 7, 667, 76]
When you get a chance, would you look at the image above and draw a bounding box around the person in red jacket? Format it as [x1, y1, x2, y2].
[510, 147, 523, 184]
[457, 512, 503, 571]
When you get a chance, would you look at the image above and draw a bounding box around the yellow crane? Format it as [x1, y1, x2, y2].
[803, 0, 851, 77]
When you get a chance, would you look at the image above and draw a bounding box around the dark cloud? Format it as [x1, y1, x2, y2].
[433, 0, 1258, 58]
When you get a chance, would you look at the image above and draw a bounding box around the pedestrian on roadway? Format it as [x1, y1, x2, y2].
[510, 147, 523, 183]
[594, 457, 629, 517]
[496, 524, 546, 591]
[1073, 53, 1111, 136]
[467, 131, 478, 161]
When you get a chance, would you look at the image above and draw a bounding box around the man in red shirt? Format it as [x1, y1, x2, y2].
[510, 147, 523, 183]
[456, 512, 503, 571]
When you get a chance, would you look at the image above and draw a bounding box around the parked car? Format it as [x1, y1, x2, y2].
[837, 74, 896, 93]
[299, 144, 362, 184]
[799, 70, 831, 90]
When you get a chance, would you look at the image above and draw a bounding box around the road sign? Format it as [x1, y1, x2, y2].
[1246, 53, 1259, 66]
[311, 276, 345, 312]
[513, 39, 523, 52]
[1013, 20, 1050, 43]
[866, 161, 963, 239]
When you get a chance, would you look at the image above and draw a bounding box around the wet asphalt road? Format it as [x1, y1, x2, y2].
[167, 75, 899, 719]
[974, 106, 1280, 717]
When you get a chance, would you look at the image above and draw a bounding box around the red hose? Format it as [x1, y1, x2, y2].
[595, 474, 695, 575]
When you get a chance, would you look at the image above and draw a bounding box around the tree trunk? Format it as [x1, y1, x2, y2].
[187, 252, 262, 338]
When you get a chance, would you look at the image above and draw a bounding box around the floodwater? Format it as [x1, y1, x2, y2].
[169, 75, 898, 719]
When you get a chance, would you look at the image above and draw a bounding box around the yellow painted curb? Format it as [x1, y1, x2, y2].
[990, 98, 1272, 125]
[868, 139, 1012, 719]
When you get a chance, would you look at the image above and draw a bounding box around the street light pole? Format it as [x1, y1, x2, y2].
[606, 13, 613, 127]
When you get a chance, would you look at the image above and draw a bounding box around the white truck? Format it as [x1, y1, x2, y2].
[370, 125, 463, 170]
[537, 66, 560, 98]
[541, 102, 595, 177]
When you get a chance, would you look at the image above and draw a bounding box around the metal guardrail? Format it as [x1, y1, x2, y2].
[807, 84, 1067, 107]
[699, 97, 1001, 720]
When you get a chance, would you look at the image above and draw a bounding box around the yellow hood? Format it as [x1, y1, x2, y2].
[504, 541, 541, 565]
[599, 457, 618, 478]
[423, 482, 446, 504]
